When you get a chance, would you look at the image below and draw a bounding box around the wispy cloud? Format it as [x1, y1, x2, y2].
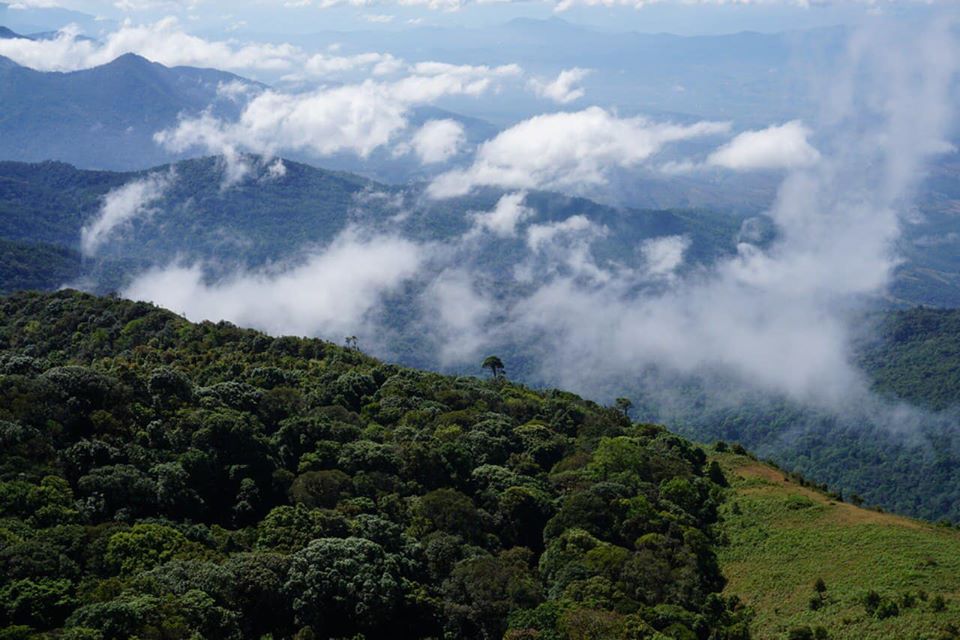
[81, 170, 175, 257]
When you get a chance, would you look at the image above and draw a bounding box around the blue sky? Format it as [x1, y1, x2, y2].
[3, 0, 937, 36]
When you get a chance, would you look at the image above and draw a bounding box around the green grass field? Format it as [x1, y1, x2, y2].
[714, 451, 960, 640]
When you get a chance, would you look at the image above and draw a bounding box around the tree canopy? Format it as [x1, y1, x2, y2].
[0, 290, 749, 639]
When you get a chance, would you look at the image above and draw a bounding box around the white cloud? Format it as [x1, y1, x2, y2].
[707, 120, 821, 171]
[406, 119, 465, 164]
[528, 67, 590, 104]
[421, 269, 495, 365]
[468, 191, 532, 238]
[428, 107, 730, 198]
[303, 50, 404, 77]
[363, 12, 395, 22]
[0, 18, 301, 73]
[266, 158, 288, 179]
[525, 214, 594, 252]
[156, 66, 518, 164]
[409, 61, 522, 79]
[81, 171, 174, 256]
[124, 229, 423, 339]
[216, 79, 260, 102]
[520, 214, 613, 284]
[641, 234, 689, 278]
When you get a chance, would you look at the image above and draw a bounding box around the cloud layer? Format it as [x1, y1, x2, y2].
[98, 16, 958, 417]
[0, 18, 300, 73]
[155, 64, 521, 168]
[125, 228, 422, 338]
[528, 67, 590, 104]
[428, 107, 730, 197]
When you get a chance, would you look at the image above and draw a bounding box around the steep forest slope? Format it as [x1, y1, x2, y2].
[0, 290, 750, 639]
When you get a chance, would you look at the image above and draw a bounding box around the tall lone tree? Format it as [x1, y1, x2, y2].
[482, 356, 505, 380]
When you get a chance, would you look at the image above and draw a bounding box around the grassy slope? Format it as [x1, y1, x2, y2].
[714, 451, 960, 639]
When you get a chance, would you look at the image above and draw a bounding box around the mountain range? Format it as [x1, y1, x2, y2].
[3, 156, 960, 524]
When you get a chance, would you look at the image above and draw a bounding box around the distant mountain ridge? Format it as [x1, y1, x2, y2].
[0, 155, 743, 280]
[0, 45, 504, 182]
[0, 25, 26, 39]
[0, 50, 259, 170]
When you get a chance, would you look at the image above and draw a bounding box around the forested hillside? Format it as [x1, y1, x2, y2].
[861, 307, 960, 411]
[0, 239, 79, 294]
[0, 290, 750, 639]
[0, 157, 745, 291]
[5, 159, 960, 525]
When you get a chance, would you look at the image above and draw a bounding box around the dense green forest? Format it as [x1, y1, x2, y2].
[0, 290, 750, 639]
[0, 240, 79, 294]
[861, 307, 960, 411]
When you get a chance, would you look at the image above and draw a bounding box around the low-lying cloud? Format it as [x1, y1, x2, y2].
[112, 17, 959, 418]
[403, 119, 466, 164]
[428, 107, 731, 198]
[124, 228, 423, 339]
[528, 67, 591, 104]
[467, 192, 532, 238]
[81, 170, 175, 257]
[0, 18, 300, 73]
[707, 120, 821, 171]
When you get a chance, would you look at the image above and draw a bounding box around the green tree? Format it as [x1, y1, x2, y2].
[285, 537, 405, 637]
[614, 397, 633, 418]
[443, 548, 543, 639]
[482, 356, 505, 380]
[104, 523, 189, 574]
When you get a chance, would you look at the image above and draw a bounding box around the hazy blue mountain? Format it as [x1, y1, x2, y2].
[0, 25, 25, 39]
[0, 51, 505, 182]
[0, 2, 110, 35]
[249, 19, 845, 125]
[0, 53, 259, 170]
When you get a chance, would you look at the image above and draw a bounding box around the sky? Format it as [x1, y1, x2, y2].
[1, 0, 939, 36]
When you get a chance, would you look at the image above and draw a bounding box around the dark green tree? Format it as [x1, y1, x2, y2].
[482, 356, 505, 380]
